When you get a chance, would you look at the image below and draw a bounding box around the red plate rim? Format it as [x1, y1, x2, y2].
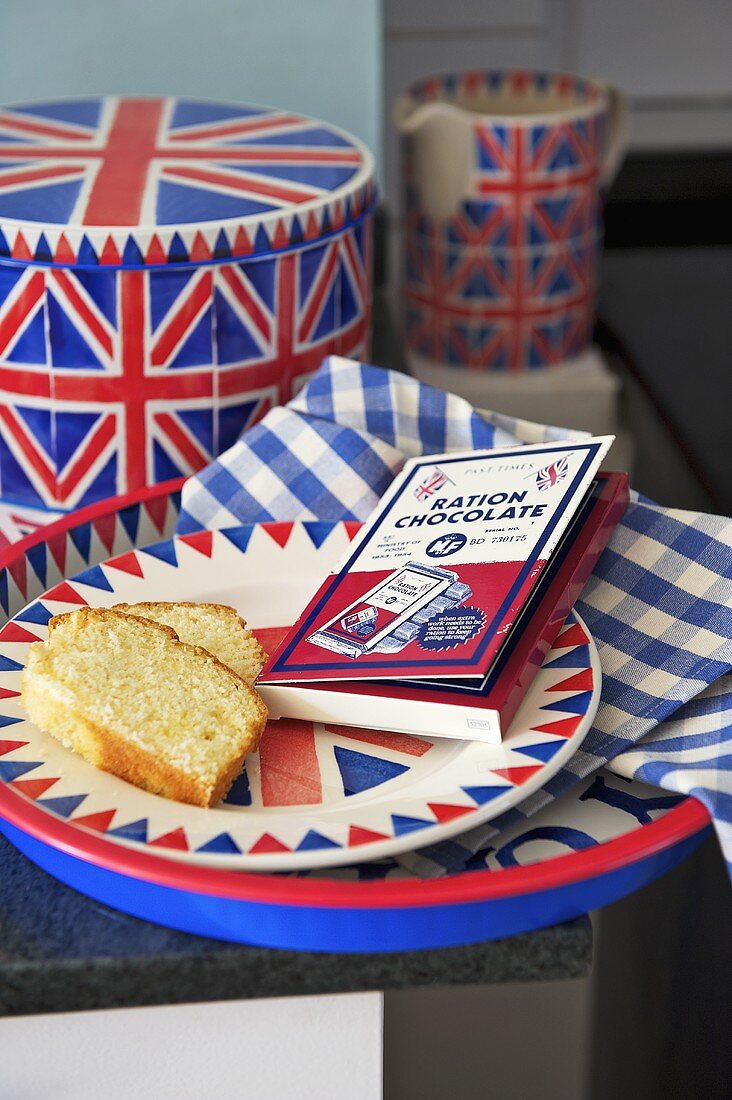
[0, 482, 711, 910]
[0, 780, 710, 908]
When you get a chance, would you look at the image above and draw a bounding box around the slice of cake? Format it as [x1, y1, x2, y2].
[110, 601, 266, 686]
[23, 607, 268, 808]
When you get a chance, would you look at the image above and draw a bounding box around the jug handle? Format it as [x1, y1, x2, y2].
[600, 83, 629, 187]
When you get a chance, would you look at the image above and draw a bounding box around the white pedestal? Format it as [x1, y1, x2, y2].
[408, 347, 619, 435]
[0, 992, 384, 1100]
[408, 345, 633, 474]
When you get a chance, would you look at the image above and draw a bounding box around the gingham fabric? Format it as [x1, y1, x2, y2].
[177, 358, 587, 533]
[179, 356, 732, 878]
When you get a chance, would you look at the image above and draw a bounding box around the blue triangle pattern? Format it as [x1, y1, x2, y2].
[141, 539, 178, 567]
[0, 435, 45, 507]
[68, 460, 116, 513]
[528, 218, 548, 247]
[302, 522, 336, 549]
[77, 237, 98, 266]
[170, 230, 192, 263]
[16, 406, 53, 458]
[0, 715, 24, 728]
[16, 601, 54, 626]
[0, 759, 42, 781]
[122, 238, 144, 266]
[290, 214, 304, 244]
[26, 543, 47, 587]
[0, 179, 82, 225]
[35, 233, 52, 261]
[296, 829, 341, 851]
[156, 180, 272, 226]
[75, 269, 117, 326]
[7, 309, 46, 364]
[153, 439, 186, 482]
[298, 242, 327, 308]
[245, 125, 354, 149]
[236, 163, 356, 190]
[47, 292, 104, 369]
[312, 279, 338, 341]
[74, 564, 114, 592]
[538, 196, 572, 229]
[341, 263, 359, 325]
[68, 522, 91, 563]
[39, 794, 88, 818]
[529, 252, 545, 280]
[54, 412, 103, 473]
[222, 526, 253, 554]
[178, 407, 214, 455]
[239, 255, 276, 311]
[462, 267, 500, 300]
[540, 690, 594, 715]
[546, 137, 580, 171]
[119, 503, 141, 546]
[461, 785, 510, 806]
[219, 399, 257, 451]
[12, 98, 102, 128]
[462, 199, 497, 230]
[214, 229, 231, 258]
[149, 269, 193, 331]
[334, 746, 409, 796]
[391, 814, 432, 837]
[224, 767, 251, 806]
[170, 100, 262, 129]
[0, 655, 24, 672]
[530, 124, 549, 156]
[108, 817, 148, 843]
[214, 288, 266, 364]
[544, 645, 591, 669]
[513, 741, 564, 763]
[196, 831, 241, 854]
[544, 264, 575, 297]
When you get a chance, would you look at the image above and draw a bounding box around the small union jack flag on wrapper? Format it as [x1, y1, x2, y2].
[535, 454, 570, 491]
[414, 466, 451, 501]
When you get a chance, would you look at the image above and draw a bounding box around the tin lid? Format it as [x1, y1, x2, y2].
[0, 97, 375, 267]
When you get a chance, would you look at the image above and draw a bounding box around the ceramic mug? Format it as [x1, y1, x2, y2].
[395, 70, 627, 372]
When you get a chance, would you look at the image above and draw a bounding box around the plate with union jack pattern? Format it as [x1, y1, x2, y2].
[0, 521, 600, 871]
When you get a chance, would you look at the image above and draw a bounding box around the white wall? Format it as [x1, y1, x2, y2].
[0, 0, 382, 168]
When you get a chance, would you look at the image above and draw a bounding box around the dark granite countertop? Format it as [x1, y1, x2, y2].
[0, 832, 592, 1018]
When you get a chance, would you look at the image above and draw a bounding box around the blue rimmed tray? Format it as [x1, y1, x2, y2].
[0, 481, 711, 951]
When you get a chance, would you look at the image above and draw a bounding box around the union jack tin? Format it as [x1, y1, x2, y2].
[0, 97, 375, 511]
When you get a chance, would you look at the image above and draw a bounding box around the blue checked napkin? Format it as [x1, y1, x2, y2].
[179, 356, 732, 879]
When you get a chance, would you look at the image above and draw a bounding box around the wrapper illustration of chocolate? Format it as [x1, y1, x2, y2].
[308, 561, 472, 658]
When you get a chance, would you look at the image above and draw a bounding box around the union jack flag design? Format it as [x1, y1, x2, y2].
[536, 455, 570, 491]
[414, 467, 450, 501]
[0, 97, 374, 263]
[0, 98, 373, 510]
[401, 71, 606, 371]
